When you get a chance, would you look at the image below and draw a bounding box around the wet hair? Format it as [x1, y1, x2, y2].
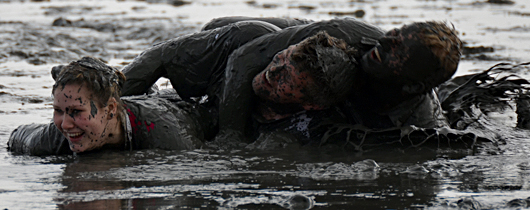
[52, 57, 126, 118]
[401, 21, 463, 90]
[291, 31, 358, 107]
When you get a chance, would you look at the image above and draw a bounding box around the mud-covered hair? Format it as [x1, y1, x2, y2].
[52, 57, 126, 117]
[402, 21, 463, 89]
[291, 31, 358, 107]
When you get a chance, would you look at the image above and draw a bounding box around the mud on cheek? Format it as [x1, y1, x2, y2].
[254, 86, 272, 98]
[90, 100, 98, 118]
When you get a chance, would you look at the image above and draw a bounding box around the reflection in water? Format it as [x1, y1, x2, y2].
[47, 145, 530, 209]
[3, 138, 530, 209]
[3, 139, 524, 209]
[49, 149, 439, 209]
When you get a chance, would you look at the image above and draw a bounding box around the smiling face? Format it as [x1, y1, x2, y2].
[252, 44, 316, 106]
[53, 83, 116, 153]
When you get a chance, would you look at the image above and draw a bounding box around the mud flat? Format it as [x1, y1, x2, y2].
[1, 0, 530, 209]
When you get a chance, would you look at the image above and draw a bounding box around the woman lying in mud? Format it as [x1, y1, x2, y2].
[8, 57, 214, 155]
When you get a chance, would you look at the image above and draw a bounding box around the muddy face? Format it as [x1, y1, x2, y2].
[53, 83, 112, 153]
[252, 44, 316, 105]
[361, 25, 435, 84]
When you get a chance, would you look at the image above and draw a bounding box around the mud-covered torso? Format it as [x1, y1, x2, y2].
[122, 94, 215, 150]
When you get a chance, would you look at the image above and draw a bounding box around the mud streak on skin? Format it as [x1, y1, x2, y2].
[90, 100, 98, 118]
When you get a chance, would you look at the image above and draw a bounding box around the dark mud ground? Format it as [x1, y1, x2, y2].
[1, 0, 530, 209]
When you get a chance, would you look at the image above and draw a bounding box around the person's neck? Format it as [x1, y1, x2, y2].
[104, 116, 126, 149]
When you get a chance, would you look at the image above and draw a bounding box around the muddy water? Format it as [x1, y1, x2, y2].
[1, 0, 530, 209]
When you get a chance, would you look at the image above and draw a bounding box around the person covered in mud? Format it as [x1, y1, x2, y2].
[8, 57, 216, 155]
[211, 17, 463, 145]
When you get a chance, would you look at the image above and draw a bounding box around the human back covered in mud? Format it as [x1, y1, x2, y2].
[7, 16, 510, 155]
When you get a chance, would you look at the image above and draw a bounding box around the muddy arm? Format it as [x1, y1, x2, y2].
[8, 123, 72, 156]
[123, 21, 281, 100]
[320, 123, 497, 153]
[121, 43, 168, 96]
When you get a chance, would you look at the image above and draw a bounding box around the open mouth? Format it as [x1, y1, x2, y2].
[263, 70, 272, 87]
[65, 132, 84, 142]
[372, 48, 382, 63]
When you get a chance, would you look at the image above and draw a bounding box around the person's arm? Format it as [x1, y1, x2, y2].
[121, 43, 169, 96]
[123, 21, 281, 101]
[383, 90, 448, 129]
[202, 16, 314, 31]
[8, 122, 72, 156]
[320, 123, 497, 152]
[218, 18, 385, 140]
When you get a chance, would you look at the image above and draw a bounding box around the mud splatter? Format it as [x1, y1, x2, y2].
[90, 100, 98, 118]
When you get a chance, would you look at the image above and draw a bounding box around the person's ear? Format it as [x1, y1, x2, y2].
[106, 97, 118, 119]
[402, 82, 426, 95]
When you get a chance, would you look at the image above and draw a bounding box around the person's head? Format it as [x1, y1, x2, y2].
[361, 21, 462, 95]
[252, 31, 357, 111]
[52, 57, 126, 153]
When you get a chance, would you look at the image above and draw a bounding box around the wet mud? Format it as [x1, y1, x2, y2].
[0, 17, 197, 65]
[1, 0, 530, 209]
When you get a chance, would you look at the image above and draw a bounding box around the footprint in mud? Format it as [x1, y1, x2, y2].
[456, 197, 482, 209]
[283, 194, 314, 210]
[506, 197, 530, 208]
